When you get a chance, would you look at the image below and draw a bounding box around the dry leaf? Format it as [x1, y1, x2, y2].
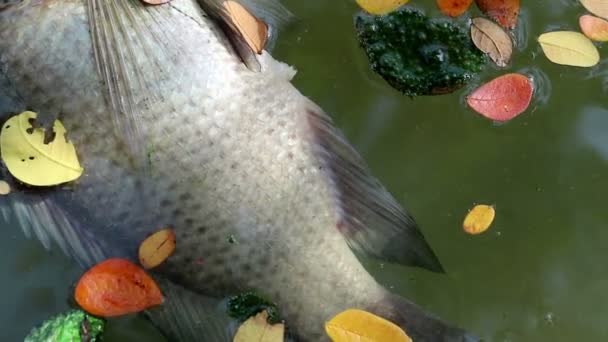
[75, 259, 163, 317]
[463, 204, 495, 235]
[475, 0, 520, 29]
[224, 0, 268, 54]
[538, 31, 600, 67]
[580, 0, 608, 20]
[325, 309, 412, 342]
[579, 14, 608, 41]
[139, 228, 176, 269]
[466, 73, 533, 121]
[436, 0, 474, 17]
[355, 0, 410, 15]
[0, 111, 83, 186]
[0, 180, 10, 195]
[471, 17, 513, 67]
[233, 310, 285, 342]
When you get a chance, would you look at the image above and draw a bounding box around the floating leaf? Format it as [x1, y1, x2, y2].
[0, 180, 10, 195]
[0, 111, 83, 186]
[25, 310, 105, 342]
[471, 17, 513, 67]
[139, 228, 176, 269]
[463, 204, 495, 235]
[325, 309, 412, 342]
[436, 0, 473, 17]
[466, 73, 533, 121]
[475, 0, 520, 29]
[224, 0, 268, 53]
[233, 310, 285, 342]
[579, 14, 608, 41]
[538, 31, 600, 67]
[580, 0, 608, 20]
[355, 0, 410, 15]
[75, 259, 163, 317]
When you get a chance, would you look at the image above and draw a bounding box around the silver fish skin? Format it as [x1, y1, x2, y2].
[0, 0, 474, 341]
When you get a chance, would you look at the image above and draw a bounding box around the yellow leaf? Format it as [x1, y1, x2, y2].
[580, 0, 608, 20]
[538, 31, 600, 67]
[139, 228, 176, 269]
[224, 0, 268, 54]
[355, 0, 410, 15]
[234, 310, 285, 342]
[325, 309, 412, 342]
[0, 111, 83, 186]
[463, 204, 495, 235]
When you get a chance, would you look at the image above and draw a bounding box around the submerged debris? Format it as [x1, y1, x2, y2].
[24, 310, 105, 342]
[227, 292, 281, 324]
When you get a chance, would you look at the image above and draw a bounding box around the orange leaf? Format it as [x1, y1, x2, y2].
[579, 14, 608, 42]
[224, 0, 268, 54]
[475, 0, 520, 29]
[436, 0, 473, 17]
[466, 73, 533, 122]
[75, 258, 163, 317]
[463, 204, 495, 235]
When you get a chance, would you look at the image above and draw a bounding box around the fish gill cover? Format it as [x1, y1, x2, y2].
[355, 7, 486, 96]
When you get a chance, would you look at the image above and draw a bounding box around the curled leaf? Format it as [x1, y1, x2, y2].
[471, 17, 513, 67]
[580, 0, 608, 20]
[0, 111, 83, 186]
[233, 310, 285, 342]
[466, 73, 533, 121]
[436, 0, 474, 17]
[475, 0, 520, 29]
[355, 0, 410, 15]
[75, 259, 163, 317]
[579, 14, 608, 41]
[224, 0, 268, 53]
[139, 228, 176, 269]
[538, 31, 600, 67]
[463, 204, 495, 235]
[325, 309, 412, 342]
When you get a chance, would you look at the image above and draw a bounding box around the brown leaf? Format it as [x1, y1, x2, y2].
[436, 0, 474, 17]
[139, 228, 176, 269]
[224, 0, 268, 54]
[475, 0, 520, 29]
[471, 17, 513, 67]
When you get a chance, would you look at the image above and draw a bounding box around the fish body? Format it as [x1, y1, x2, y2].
[0, 1, 472, 341]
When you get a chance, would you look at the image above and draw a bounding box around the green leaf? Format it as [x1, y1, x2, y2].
[24, 310, 105, 342]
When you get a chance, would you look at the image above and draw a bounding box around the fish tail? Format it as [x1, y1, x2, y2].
[366, 291, 479, 342]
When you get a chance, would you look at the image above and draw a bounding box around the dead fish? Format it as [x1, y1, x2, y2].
[0, 0, 476, 341]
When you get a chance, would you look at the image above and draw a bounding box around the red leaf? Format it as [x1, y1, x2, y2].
[436, 0, 473, 17]
[75, 258, 163, 317]
[466, 73, 533, 122]
[475, 0, 520, 29]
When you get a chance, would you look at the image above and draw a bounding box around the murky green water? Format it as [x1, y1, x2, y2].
[3, 0, 608, 341]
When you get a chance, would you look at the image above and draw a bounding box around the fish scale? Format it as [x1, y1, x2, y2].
[0, 0, 474, 341]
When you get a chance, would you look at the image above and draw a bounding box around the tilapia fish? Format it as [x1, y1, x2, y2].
[0, 0, 474, 340]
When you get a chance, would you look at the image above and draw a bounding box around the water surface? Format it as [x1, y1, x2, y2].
[3, 1, 608, 341]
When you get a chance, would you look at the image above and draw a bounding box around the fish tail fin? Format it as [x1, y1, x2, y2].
[366, 292, 478, 342]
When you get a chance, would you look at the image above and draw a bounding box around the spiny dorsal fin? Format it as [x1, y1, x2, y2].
[306, 103, 444, 273]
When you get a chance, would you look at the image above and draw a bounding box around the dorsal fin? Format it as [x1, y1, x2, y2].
[306, 104, 444, 273]
[196, 0, 293, 70]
